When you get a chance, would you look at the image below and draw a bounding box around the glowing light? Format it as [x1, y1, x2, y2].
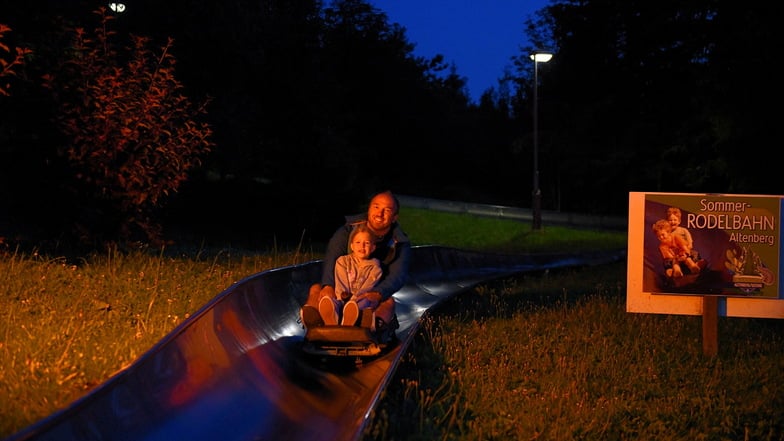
[529, 51, 553, 63]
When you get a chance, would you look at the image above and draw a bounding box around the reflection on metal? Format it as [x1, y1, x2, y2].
[6, 246, 624, 441]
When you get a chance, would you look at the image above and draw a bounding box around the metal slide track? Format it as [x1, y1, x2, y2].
[6, 246, 624, 441]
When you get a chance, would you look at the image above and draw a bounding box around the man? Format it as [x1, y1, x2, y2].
[301, 190, 410, 338]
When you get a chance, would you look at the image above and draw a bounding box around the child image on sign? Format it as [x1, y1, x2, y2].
[667, 206, 700, 261]
[652, 219, 702, 279]
[318, 224, 383, 327]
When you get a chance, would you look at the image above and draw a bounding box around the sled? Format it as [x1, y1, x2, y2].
[301, 314, 399, 364]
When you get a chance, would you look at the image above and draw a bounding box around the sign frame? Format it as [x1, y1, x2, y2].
[627, 192, 784, 319]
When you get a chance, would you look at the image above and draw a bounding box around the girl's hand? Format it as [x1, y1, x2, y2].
[356, 291, 382, 308]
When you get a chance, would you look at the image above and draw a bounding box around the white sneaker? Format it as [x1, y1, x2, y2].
[342, 301, 360, 326]
[318, 297, 338, 325]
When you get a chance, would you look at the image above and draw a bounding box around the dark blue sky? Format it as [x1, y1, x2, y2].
[369, 0, 549, 102]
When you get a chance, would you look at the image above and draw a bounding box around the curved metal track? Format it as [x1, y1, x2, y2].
[6, 246, 624, 441]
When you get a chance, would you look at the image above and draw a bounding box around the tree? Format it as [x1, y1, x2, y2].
[514, 0, 783, 214]
[0, 24, 32, 247]
[42, 8, 214, 245]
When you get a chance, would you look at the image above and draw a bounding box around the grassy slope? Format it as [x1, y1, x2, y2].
[367, 208, 784, 441]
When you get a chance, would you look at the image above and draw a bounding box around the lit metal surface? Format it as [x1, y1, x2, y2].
[5, 246, 624, 441]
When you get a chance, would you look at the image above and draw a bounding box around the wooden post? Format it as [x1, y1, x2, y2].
[702, 296, 719, 356]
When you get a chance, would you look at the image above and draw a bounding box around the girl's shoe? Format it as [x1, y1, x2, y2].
[318, 297, 338, 325]
[342, 301, 360, 326]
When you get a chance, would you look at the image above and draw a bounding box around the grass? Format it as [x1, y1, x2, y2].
[0, 246, 316, 438]
[400, 208, 627, 253]
[364, 260, 784, 440]
[2, 206, 782, 440]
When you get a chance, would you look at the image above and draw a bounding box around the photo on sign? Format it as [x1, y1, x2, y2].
[642, 194, 780, 298]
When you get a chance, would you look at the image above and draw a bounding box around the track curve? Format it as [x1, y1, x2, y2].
[6, 246, 625, 441]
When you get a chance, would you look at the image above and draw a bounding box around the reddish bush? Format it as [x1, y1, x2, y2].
[0, 23, 32, 96]
[42, 8, 214, 245]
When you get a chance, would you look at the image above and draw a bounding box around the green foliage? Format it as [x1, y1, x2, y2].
[399, 207, 627, 254]
[41, 8, 214, 245]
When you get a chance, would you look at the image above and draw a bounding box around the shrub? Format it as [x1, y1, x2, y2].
[0, 23, 32, 96]
[41, 8, 214, 245]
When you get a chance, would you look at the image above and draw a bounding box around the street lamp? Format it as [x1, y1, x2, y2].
[108, 3, 126, 13]
[529, 50, 553, 230]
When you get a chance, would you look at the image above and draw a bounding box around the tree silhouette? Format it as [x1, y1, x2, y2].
[6, 0, 777, 250]
[516, 0, 782, 214]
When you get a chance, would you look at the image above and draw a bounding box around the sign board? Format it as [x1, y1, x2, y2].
[627, 192, 784, 318]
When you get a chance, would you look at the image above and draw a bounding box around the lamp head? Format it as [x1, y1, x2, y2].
[529, 50, 554, 63]
[108, 3, 126, 12]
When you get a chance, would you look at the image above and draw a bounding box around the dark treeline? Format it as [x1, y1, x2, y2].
[0, 0, 780, 250]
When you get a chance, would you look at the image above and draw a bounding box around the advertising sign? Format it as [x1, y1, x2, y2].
[627, 192, 784, 318]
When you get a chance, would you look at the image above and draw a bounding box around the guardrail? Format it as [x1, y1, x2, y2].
[398, 194, 627, 231]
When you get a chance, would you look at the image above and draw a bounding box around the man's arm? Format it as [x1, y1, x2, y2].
[659, 243, 675, 259]
[320, 224, 350, 287]
[373, 241, 411, 300]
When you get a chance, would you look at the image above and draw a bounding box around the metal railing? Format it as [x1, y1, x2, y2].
[397, 194, 627, 231]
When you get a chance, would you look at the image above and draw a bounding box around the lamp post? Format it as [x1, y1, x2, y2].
[529, 50, 553, 230]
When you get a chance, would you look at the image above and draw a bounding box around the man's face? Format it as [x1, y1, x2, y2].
[367, 193, 397, 233]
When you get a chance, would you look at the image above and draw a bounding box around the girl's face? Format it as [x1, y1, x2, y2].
[350, 231, 376, 259]
[667, 214, 680, 230]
